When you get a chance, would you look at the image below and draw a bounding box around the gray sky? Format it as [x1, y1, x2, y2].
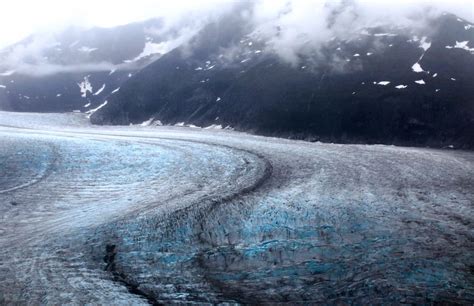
[0, 0, 226, 48]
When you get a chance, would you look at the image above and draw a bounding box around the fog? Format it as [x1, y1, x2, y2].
[0, 0, 472, 75]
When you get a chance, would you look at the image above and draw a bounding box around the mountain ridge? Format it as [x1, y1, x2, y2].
[1, 10, 473, 148]
[92, 12, 474, 148]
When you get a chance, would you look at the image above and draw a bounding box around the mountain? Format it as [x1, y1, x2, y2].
[0, 18, 182, 114]
[1, 8, 473, 148]
[89, 11, 474, 148]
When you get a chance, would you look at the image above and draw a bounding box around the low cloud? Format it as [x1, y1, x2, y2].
[0, 0, 472, 76]
[249, 0, 472, 65]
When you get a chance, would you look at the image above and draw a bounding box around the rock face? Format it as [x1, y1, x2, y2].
[90, 12, 473, 148]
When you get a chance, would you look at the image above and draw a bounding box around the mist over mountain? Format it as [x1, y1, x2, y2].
[0, 0, 473, 147]
[0, 18, 192, 112]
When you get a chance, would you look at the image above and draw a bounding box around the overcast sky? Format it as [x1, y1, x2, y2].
[0, 0, 472, 49]
[0, 0, 226, 48]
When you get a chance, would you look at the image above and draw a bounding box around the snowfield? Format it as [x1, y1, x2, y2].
[0, 111, 473, 304]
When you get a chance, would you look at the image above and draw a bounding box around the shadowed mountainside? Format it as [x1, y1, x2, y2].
[91, 13, 474, 148]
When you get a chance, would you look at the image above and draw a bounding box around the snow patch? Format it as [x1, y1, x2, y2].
[0, 85, 6, 89]
[140, 118, 155, 126]
[454, 41, 474, 53]
[377, 81, 390, 86]
[85, 101, 108, 118]
[419, 36, 431, 51]
[366, 52, 373, 56]
[414, 79, 425, 85]
[84, 102, 91, 107]
[77, 76, 93, 98]
[56, 93, 61, 97]
[445, 41, 474, 53]
[353, 53, 360, 57]
[395, 85, 408, 89]
[412, 62, 424, 73]
[93, 84, 106, 96]
[132, 42, 168, 61]
[216, 97, 221, 102]
[432, 73, 438, 78]
[204, 124, 223, 130]
[111, 87, 120, 94]
[465, 25, 473, 30]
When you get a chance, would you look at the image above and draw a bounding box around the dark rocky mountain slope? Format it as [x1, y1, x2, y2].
[90, 12, 474, 148]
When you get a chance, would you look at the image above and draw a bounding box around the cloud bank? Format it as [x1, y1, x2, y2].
[0, 0, 472, 76]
